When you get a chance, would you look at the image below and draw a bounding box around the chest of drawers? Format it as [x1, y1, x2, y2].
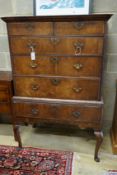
[2, 14, 111, 161]
[0, 71, 13, 114]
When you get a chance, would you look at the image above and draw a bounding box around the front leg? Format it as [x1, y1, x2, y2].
[13, 125, 22, 148]
[94, 131, 103, 162]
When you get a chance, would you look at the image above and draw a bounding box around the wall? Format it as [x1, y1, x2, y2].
[0, 0, 117, 124]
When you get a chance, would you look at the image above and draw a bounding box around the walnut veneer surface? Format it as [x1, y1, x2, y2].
[0, 71, 12, 114]
[2, 14, 112, 162]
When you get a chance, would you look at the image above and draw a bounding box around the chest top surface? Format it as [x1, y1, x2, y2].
[1, 14, 112, 23]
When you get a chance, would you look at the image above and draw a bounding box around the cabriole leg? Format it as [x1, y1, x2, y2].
[94, 131, 103, 162]
[13, 125, 22, 148]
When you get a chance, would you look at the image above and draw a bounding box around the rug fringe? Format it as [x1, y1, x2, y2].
[72, 152, 80, 175]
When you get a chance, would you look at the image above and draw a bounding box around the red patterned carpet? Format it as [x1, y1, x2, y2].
[0, 145, 73, 175]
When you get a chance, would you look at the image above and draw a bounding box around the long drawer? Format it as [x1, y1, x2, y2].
[0, 103, 11, 113]
[0, 84, 10, 102]
[10, 37, 103, 55]
[8, 21, 104, 36]
[14, 77, 100, 100]
[13, 56, 102, 77]
[13, 97, 103, 128]
[0, 91, 9, 102]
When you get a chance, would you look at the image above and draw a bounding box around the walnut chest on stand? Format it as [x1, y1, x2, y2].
[2, 14, 112, 161]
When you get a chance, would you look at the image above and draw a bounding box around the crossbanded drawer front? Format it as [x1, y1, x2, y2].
[13, 56, 101, 77]
[0, 91, 9, 102]
[55, 21, 105, 35]
[13, 101, 102, 124]
[0, 84, 8, 91]
[8, 22, 53, 36]
[0, 104, 10, 113]
[14, 77, 100, 100]
[10, 37, 103, 56]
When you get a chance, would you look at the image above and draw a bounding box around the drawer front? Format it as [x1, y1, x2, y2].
[0, 91, 9, 102]
[55, 21, 105, 35]
[0, 103, 10, 113]
[14, 77, 100, 100]
[13, 101, 102, 124]
[10, 37, 103, 56]
[13, 56, 101, 77]
[0, 84, 8, 91]
[8, 22, 53, 35]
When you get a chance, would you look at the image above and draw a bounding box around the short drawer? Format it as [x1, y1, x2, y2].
[13, 56, 102, 77]
[10, 36, 103, 56]
[13, 98, 103, 125]
[8, 22, 53, 35]
[55, 21, 105, 35]
[14, 77, 100, 100]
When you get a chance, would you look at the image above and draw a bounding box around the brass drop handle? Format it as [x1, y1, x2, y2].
[31, 84, 39, 91]
[27, 42, 36, 61]
[73, 87, 82, 93]
[72, 111, 80, 118]
[51, 79, 61, 86]
[73, 22, 85, 30]
[73, 63, 83, 70]
[31, 108, 39, 115]
[74, 42, 84, 56]
[27, 42, 36, 51]
[29, 62, 38, 68]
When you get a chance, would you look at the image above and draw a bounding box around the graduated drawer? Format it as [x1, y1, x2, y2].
[8, 22, 53, 35]
[0, 85, 9, 102]
[13, 97, 103, 126]
[55, 21, 105, 35]
[13, 56, 101, 77]
[0, 103, 10, 113]
[14, 77, 100, 100]
[0, 91, 9, 102]
[10, 36, 103, 56]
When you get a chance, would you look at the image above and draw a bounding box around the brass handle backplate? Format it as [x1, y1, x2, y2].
[73, 22, 85, 30]
[73, 87, 82, 93]
[74, 42, 84, 56]
[31, 84, 39, 91]
[27, 42, 36, 51]
[51, 79, 60, 86]
[31, 108, 39, 115]
[50, 37, 60, 45]
[72, 111, 80, 118]
[73, 63, 83, 70]
[29, 62, 38, 68]
[25, 23, 35, 31]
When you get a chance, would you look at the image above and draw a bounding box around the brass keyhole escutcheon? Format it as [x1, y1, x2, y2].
[72, 111, 80, 118]
[51, 79, 61, 86]
[31, 108, 39, 115]
[50, 57, 59, 64]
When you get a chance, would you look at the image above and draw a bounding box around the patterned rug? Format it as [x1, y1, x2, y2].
[0, 145, 77, 175]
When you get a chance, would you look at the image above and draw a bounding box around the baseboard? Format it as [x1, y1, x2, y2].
[110, 128, 117, 154]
